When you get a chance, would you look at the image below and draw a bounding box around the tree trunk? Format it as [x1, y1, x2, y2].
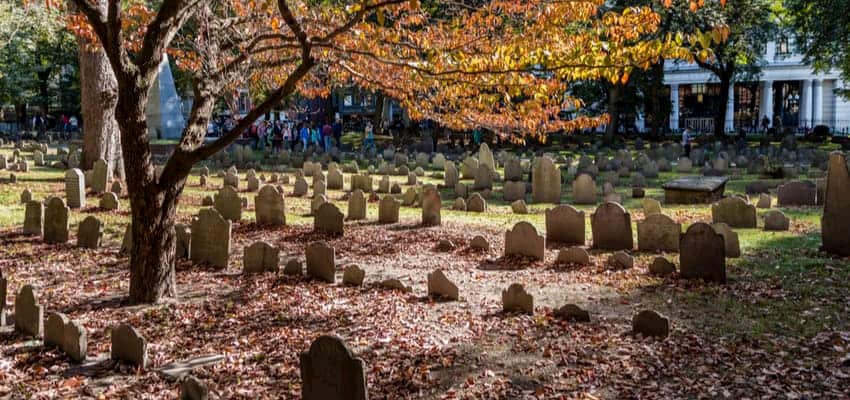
[714, 76, 731, 138]
[372, 93, 385, 128]
[604, 84, 621, 145]
[645, 62, 668, 140]
[77, 8, 123, 178]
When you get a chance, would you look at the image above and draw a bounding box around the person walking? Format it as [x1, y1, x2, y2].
[300, 122, 310, 152]
[682, 125, 693, 158]
[332, 118, 343, 149]
[363, 121, 375, 150]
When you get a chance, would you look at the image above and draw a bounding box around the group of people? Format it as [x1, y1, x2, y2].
[241, 117, 377, 153]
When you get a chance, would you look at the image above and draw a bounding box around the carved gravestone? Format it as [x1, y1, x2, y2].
[637, 214, 681, 252]
[822, 151, 850, 256]
[443, 161, 459, 188]
[111, 324, 148, 368]
[591, 202, 633, 250]
[378, 195, 400, 224]
[14, 284, 43, 337]
[572, 174, 596, 204]
[328, 168, 344, 190]
[77, 215, 104, 249]
[642, 198, 662, 216]
[45, 312, 87, 362]
[306, 241, 335, 283]
[243, 241, 280, 273]
[473, 164, 494, 191]
[504, 158, 523, 182]
[91, 159, 109, 193]
[466, 193, 486, 212]
[777, 180, 817, 206]
[255, 185, 286, 226]
[502, 283, 533, 314]
[99, 192, 120, 210]
[65, 168, 85, 209]
[293, 176, 309, 196]
[23, 200, 44, 236]
[461, 156, 478, 179]
[504, 221, 545, 260]
[711, 223, 741, 258]
[350, 175, 372, 192]
[315, 202, 344, 234]
[711, 197, 757, 229]
[300, 335, 368, 400]
[346, 189, 366, 221]
[545, 205, 585, 245]
[427, 269, 459, 301]
[764, 210, 790, 231]
[756, 193, 771, 208]
[421, 186, 442, 226]
[502, 181, 526, 202]
[532, 156, 561, 203]
[214, 185, 242, 221]
[190, 209, 232, 269]
[680, 222, 726, 283]
[43, 197, 70, 244]
[402, 187, 418, 206]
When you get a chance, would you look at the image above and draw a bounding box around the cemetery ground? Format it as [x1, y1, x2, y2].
[1, 143, 849, 399]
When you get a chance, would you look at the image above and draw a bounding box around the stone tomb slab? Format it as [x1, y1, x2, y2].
[663, 176, 729, 204]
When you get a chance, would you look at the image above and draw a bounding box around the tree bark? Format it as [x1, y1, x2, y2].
[76, 0, 123, 178]
[604, 84, 621, 145]
[372, 93, 385, 128]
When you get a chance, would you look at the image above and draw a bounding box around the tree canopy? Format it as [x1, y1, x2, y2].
[786, 0, 850, 97]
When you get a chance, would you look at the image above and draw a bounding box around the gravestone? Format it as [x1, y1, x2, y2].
[532, 157, 561, 203]
[590, 202, 633, 250]
[764, 210, 790, 231]
[473, 164, 494, 191]
[502, 181, 526, 202]
[572, 174, 596, 204]
[293, 177, 309, 196]
[663, 176, 728, 204]
[306, 241, 335, 283]
[14, 284, 43, 337]
[77, 215, 104, 249]
[756, 193, 771, 209]
[65, 168, 85, 209]
[427, 269, 459, 301]
[111, 324, 148, 368]
[607, 251, 634, 270]
[502, 283, 533, 314]
[378, 195, 400, 223]
[478, 143, 496, 172]
[20, 188, 32, 204]
[175, 223, 191, 258]
[777, 180, 817, 206]
[466, 193, 486, 212]
[649, 257, 676, 276]
[45, 312, 87, 362]
[99, 192, 120, 210]
[343, 265, 365, 286]
[470, 235, 490, 251]
[190, 209, 231, 269]
[347, 189, 367, 220]
[300, 335, 368, 400]
[511, 199, 528, 214]
[421, 187, 441, 226]
[23, 200, 44, 236]
[43, 197, 70, 243]
[555, 304, 590, 322]
[461, 156, 478, 179]
[545, 205, 585, 245]
[680, 222, 726, 283]
[504, 158, 523, 182]
[328, 168, 344, 190]
[350, 175, 372, 192]
[224, 170, 239, 189]
[642, 198, 662, 216]
[637, 214, 681, 252]
[214, 185, 242, 221]
[311, 195, 327, 215]
[711, 197, 757, 228]
[444, 161, 459, 188]
[822, 151, 850, 256]
[402, 187, 418, 206]
[91, 159, 109, 193]
[504, 221, 545, 260]
[711, 223, 741, 258]
[556, 247, 590, 265]
[314, 202, 344, 234]
[243, 241, 280, 273]
[247, 175, 260, 192]
[255, 185, 286, 226]
[632, 310, 669, 338]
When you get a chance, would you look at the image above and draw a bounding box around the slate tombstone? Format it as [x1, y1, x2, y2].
[314, 202, 345, 234]
[23, 200, 44, 236]
[77, 215, 104, 249]
[347, 189, 367, 221]
[190, 209, 232, 269]
[300, 335, 368, 400]
[777, 180, 817, 206]
[306, 241, 336, 283]
[427, 269, 459, 301]
[764, 210, 790, 231]
[822, 152, 850, 256]
[466, 193, 486, 212]
[502, 180, 526, 202]
[504, 221, 545, 260]
[637, 213, 682, 252]
[532, 156, 561, 203]
[711, 223, 741, 258]
[14, 284, 43, 337]
[545, 205, 585, 245]
[679, 222, 726, 283]
[502, 283, 533, 314]
[43, 197, 70, 243]
[20, 188, 32, 204]
[91, 159, 109, 193]
[378, 195, 401, 223]
[711, 197, 757, 229]
[421, 186, 442, 226]
[243, 241, 280, 273]
[65, 168, 85, 209]
[99, 191, 120, 210]
[45, 312, 87, 362]
[214, 185, 243, 221]
[590, 202, 633, 250]
[572, 174, 596, 204]
[111, 324, 148, 368]
[255, 185, 286, 226]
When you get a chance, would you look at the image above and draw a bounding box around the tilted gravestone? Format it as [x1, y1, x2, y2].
[637, 213, 681, 252]
[45, 312, 87, 362]
[111, 324, 148, 368]
[532, 156, 561, 204]
[822, 151, 850, 256]
[343, 265, 365, 286]
[255, 185, 286, 226]
[502, 283, 533, 314]
[23, 200, 44, 236]
[346, 189, 366, 221]
[14, 284, 43, 337]
[314, 202, 344, 234]
[65, 168, 85, 209]
[556, 247, 590, 265]
[306, 241, 335, 283]
[300, 335, 368, 400]
[591, 202, 633, 250]
[43, 197, 70, 244]
[214, 185, 242, 221]
[504, 221, 545, 261]
[680, 222, 726, 283]
[190, 209, 232, 269]
[711, 197, 756, 229]
[427, 269, 459, 301]
[77, 215, 104, 249]
[421, 186, 442, 226]
[243, 241, 280, 273]
[378, 195, 401, 224]
[545, 205, 585, 245]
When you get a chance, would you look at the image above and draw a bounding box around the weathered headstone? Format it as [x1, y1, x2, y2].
[43, 197, 69, 243]
[637, 214, 681, 252]
[822, 151, 850, 256]
[293, 176, 309, 196]
[342, 265, 365, 286]
[632, 310, 669, 338]
[532, 157, 561, 203]
[642, 198, 662, 216]
[91, 159, 109, 193]
[378, 195, 400, 223]
[502, 283, 533, 314]
[756, 193, 772, 209]
[680, 222, 726, 283]
[111, 324, 148, 368]
[777, 180, 817, 206]
[764, 210, 790, 231]
[556, 247, 590, 265]
[243, 241, 280, 273]
[99, 192, 120, 210]
[300, 335, 368, 400]
[255, 185, 286, 226]
[45, 312, 87, 362]
[572, 174, 596, 204]
[306, 241, 335, 283]
[20, 188, 32, 204]
[470, 235, 490, 251]
[346, 189, 367, 221]
[444, 161, 459, 188]
[190, 209, 232, 269]
[315, 202, 344, 234]
[504, 221, 545, 260]
[14, 284, 43, 337]
[711, 197, 757, 229]
[427, 269, 459, 301]
[214, 185, 242, 221]
[421, 186, 441, 226]
[23, 200, 44, 236]
[77, 215, 104, 249]
[545, 205, 585, 245]
[590, 202, 633, 250]
[649, 257, 676, 276]
[711, 223, 741, 258]
[502, 181, 526, 202]
[65, 168, 85, 209]
[466, 193, 486, 212]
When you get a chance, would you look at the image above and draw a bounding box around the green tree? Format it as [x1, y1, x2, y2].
[785, 0, 850, 97]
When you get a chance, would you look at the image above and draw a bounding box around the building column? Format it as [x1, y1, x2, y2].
[725, 84, 735, 133]
[760, 80, 774, 130]
[836, 79, 850, 133]
[670, 84, 680, 132]
[812, 79, 824, 127]
[801, 79, 813, 128]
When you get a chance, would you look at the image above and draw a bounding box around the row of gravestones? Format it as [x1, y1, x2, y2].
[22, 197, 106, 247]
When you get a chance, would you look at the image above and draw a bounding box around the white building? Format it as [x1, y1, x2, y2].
[663, 37, 850, 135]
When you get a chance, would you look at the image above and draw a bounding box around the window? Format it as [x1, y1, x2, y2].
[776, 35, 791, 57]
